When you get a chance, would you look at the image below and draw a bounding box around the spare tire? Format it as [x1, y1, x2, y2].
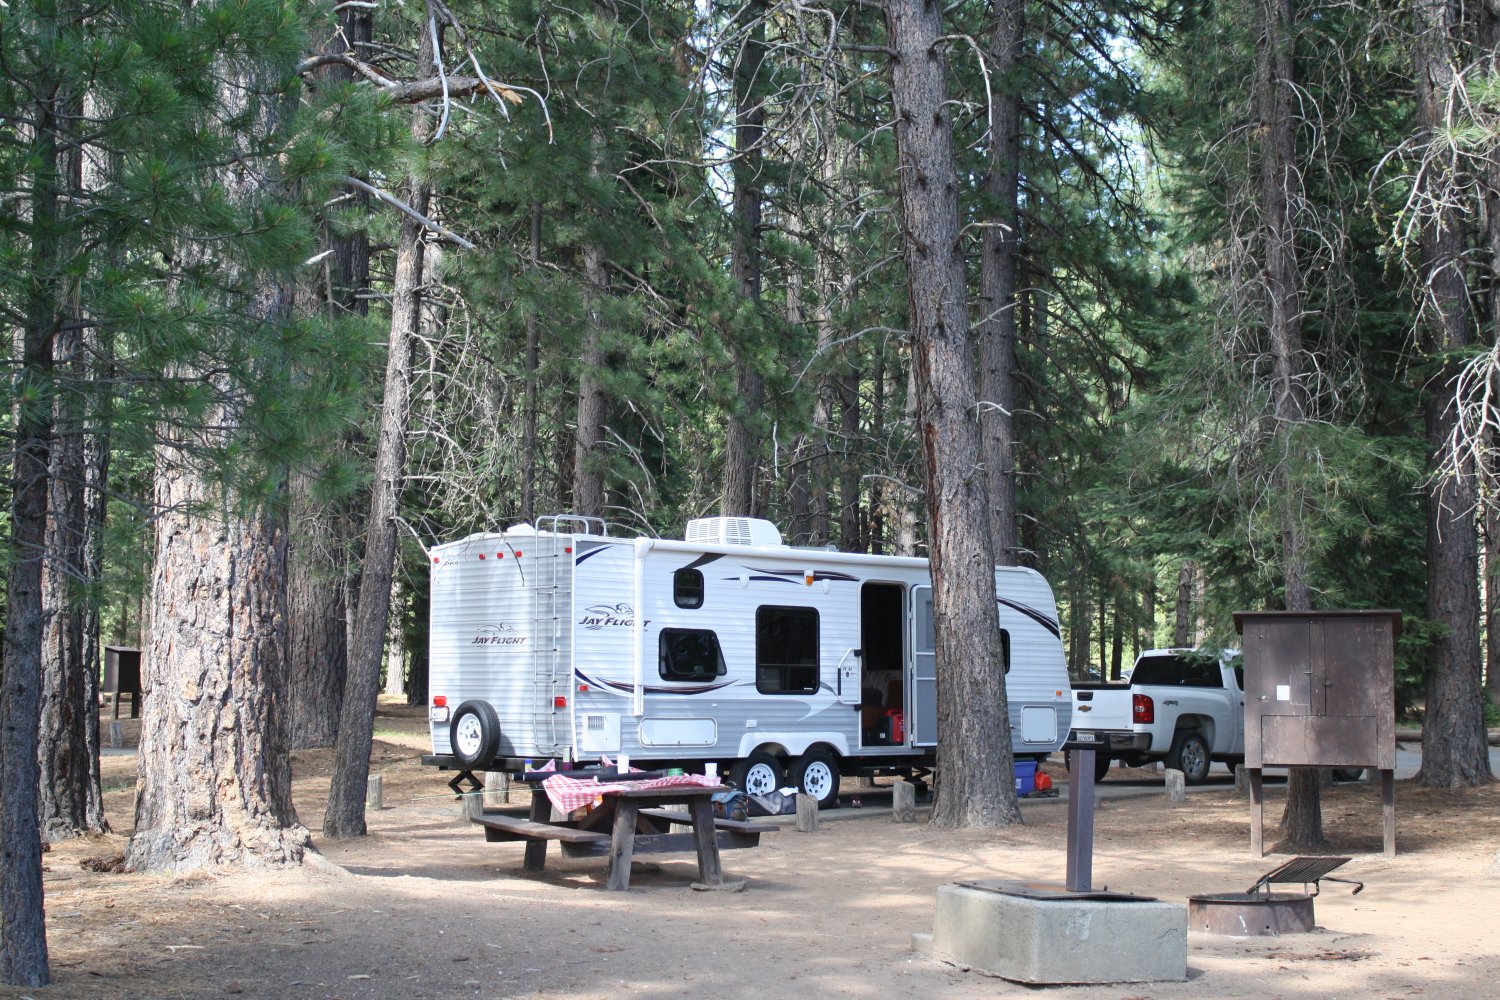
[449, 700, 501, 767]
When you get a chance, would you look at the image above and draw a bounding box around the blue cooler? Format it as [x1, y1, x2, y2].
[1013, 759, 1037, 796]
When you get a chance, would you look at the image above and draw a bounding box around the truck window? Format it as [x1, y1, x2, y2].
[1130, 654, 1223, 688]
[755, 606, 819, 694]
[659, 628, 727, 681]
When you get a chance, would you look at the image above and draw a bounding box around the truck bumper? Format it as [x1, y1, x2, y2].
[1063, 731, 1151, 753]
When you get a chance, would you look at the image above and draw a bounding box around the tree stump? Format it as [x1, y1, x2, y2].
[366, 774, 383, 811]
[484, 771, 510, 807]
[795, 793, 819, 832]
[1165, 769, 1187, 803]
[892, 779, 917, 823]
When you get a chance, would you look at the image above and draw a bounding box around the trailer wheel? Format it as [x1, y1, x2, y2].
[729, 751, 783, 796]
[790, 750, 841, 808]
[1166, 731, 1210, 785]
[449, 700, 501, 767]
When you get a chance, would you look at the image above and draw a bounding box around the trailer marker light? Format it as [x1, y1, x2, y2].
[432, 695, 447, 707]
[478, 553, 485, 559]
[553, 696, 567, 708]
[496, 552, 503, 558]
[565, 546, 573, 553]
[515, 550, 523, 558]
[432, 556, 440, 563]
[578, 684, 589, 692]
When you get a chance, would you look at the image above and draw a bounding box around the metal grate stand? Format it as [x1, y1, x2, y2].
[1246, 856, 1363, 898]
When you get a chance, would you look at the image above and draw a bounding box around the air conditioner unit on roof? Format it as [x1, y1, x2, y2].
[684, 517, 783, 547]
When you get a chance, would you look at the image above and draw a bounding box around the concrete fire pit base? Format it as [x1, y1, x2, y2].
[913, 884, 1188, 984]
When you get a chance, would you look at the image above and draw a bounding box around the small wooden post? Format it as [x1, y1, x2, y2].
[891, 779, 916, 823]
[1249, 768, 1264, 856]
[463, 791, 484, 821]
[108, 721, 124, 749]
[1233, 764, 1248, 797]
[795, 793, 819, 832]
[1164, 768, 1186, 803]
[366, 774, 384, 811]
[484, 771, 510, 808]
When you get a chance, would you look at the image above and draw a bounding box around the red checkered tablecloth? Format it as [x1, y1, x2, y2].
[540, 772, 720, 814]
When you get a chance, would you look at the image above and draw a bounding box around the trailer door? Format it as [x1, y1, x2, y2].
[910, 585, 938, 746]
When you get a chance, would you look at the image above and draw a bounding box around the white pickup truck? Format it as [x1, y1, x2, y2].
[1067, 648, 1245, 784]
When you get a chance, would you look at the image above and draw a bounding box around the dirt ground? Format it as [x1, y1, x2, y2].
[13, 701, 1500, 1000]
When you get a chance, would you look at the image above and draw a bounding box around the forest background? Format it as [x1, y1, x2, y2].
[1, 0, 1498, 987]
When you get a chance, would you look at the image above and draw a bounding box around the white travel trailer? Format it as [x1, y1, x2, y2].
[422, 516, 1072, 805]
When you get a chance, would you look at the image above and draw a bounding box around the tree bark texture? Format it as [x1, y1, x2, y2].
[1413, 0, 1491, 788]
[127, 450, 308, 872]
[573, 146, 608, 518]
[978, 0, 1025, 566]
[39, 319, 107, 841]
[721, 1, 767, 518]
[521, 202, 542, 522]
[285, 469, 349, 750]
[282, 5, 373, 752]
[325, 15, 439, 836]
[1173, 560, 1195, 647]
[886, 0, 1020, 828]
[37, 76, 106, 843]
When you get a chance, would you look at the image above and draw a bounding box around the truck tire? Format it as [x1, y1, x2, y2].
[1332, 768, 1365, 782]
[449, 700, 501, 768]
[1166, 731, 1211, 785]
[1063, 750, 1111, 784]
[730, 750, 783, 796]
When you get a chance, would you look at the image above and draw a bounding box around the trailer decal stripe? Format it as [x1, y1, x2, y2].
[739, 566, 860, 583]
[575, 547, 609, 565]
[680, 553, 725, 570]
[997, 597, 1061, 638]
[574, 667, 737, 697]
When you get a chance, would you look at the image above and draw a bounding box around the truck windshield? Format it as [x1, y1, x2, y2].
[1130, 654, 1223, 688]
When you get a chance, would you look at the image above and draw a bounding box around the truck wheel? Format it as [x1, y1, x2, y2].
[1064, 750, 1111, 784]
[789, 750, 841, 808]
[1167, 731, 1210, 785]
[730, 751, 783, 796]
[449, 700, 501, 768]
[1332, 767, 1365, 782]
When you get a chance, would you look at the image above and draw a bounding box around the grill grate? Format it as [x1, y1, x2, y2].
[1246, 856, 1363, 897]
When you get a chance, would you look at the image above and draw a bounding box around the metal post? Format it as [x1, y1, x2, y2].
[1065, 749, 1096, 892]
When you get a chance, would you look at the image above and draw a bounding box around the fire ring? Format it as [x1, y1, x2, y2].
[1187, 892, 1316, 936]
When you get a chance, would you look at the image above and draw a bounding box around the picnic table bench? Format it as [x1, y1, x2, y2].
[471, 775, 768, 890]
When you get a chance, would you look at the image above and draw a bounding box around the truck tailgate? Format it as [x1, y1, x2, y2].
[1069, 684, 1132, 739]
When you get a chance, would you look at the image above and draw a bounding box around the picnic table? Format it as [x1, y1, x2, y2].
[469, 770, 765, 890]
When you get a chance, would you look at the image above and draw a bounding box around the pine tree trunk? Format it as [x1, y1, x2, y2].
[1173, 561, 1195, 647]
[285, 470, 349, 750]
[324, 18, 439, 837]
[574, 183, 607, 517]
[127, 444, 308, 871]
[721, 1, 767, 517]
[978, 0, 1024, 566]
[37, 84, 107, 843]
[0, 69, 59, 982]
[1413, 0, 1491, 788]
[521, 202, 542, 522]
[39, 320, 107, 841]
[284, 6, 372, 752]
[886, 0, 1019, 828]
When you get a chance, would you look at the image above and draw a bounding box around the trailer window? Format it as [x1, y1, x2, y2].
[1001, 629, 1011, 673]
[674, 569, 704, 609]
[659, 628, 727, 681]
[755, 606, 820, 694]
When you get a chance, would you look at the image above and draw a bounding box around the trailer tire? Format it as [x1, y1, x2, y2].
[789, 750, 841, 808]
[450, 700, 501, 768]
[729, 751, 783, 796]
[1166, 731, 1211, 785]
